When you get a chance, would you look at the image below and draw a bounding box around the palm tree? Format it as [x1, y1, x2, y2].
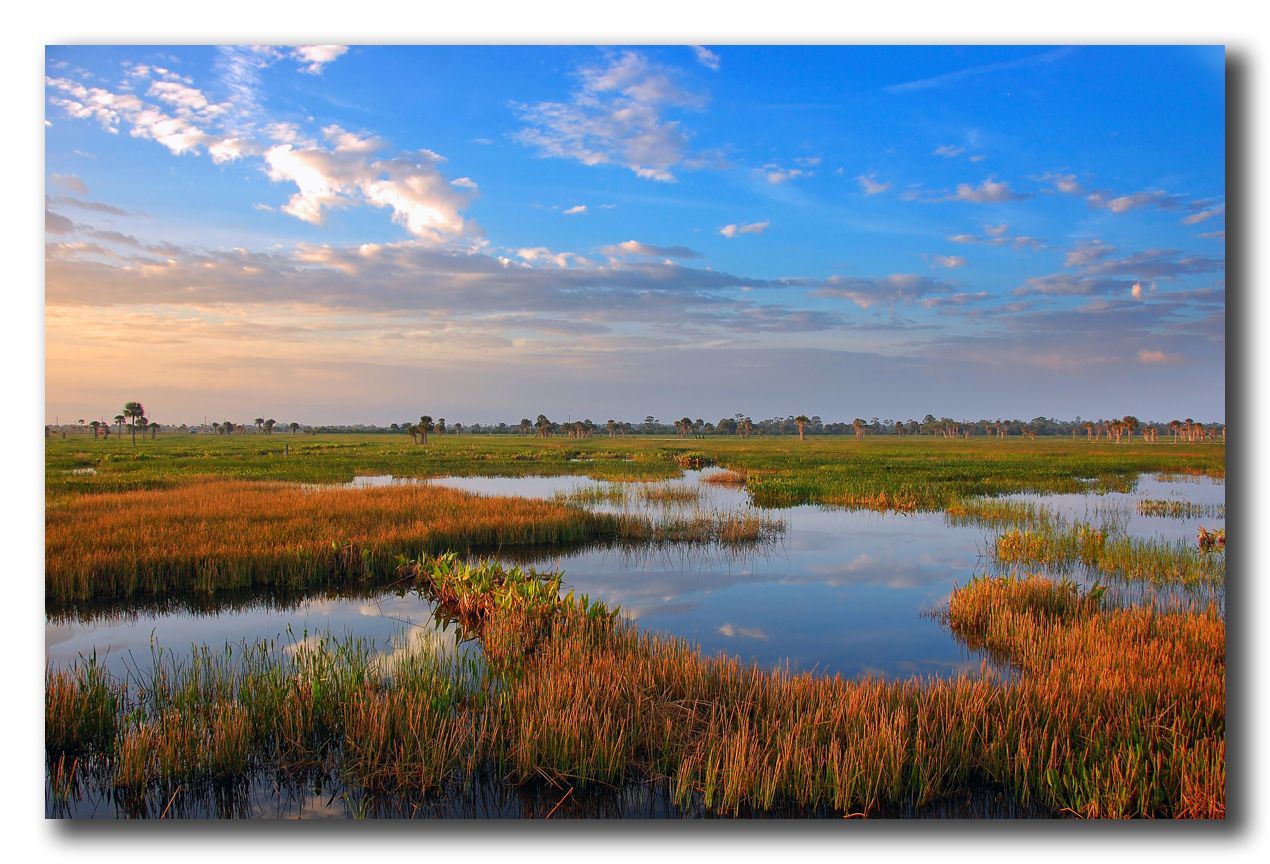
[535, 414, 551, 438]
[89, 420, 101, 439]
[150, 421, 159, 439]
[254, 418, 264, 434]
[852, 418, 865, 439]
[122, 401, 145, 445]
[794, 415, 810, 440]
[137, 417, 149, 440]
[114, 414, 126, 436]
[519, 418, 532, 436]
[265, 419, 276, 435]
[1122, 416, 1139, 444]
[607, 419, 617, 439]
[418, 416, 433, 444]
[290, 422, 300, 434]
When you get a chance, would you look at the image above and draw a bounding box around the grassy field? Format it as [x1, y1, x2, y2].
[47, 556, 1224, 819]
[47, 431, 1224, 508]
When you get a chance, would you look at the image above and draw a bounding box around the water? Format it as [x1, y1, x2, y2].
[46, 469, 1224, 681]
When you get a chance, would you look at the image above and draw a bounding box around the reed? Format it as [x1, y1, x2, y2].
[944, 498, 1057, 528]
[701, 469, 747, 487]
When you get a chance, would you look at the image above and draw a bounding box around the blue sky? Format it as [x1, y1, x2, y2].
[44, 45, 1225, 425]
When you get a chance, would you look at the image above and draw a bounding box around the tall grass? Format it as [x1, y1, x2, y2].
[991, 522, 1224, 586]
[46, 480, 785, 604]
[49, 559, 1224, 819]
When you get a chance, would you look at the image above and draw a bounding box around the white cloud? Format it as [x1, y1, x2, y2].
[856, 173, 891, 196]
[930, 255, 967, 269]
[293, 45, 349, 75]
[719, 221, 769, 239]
[1182, 203, 1224, 225]
[951, 178, 1024, 204]
[562, 204, 587, 215]
[692, 46, 721, 71]
[512, 51, 705, 182]
[760, 163, 809, 184]
[48, 64, 477, 243]
[932, 144, 965, 158]
[1038, 171, 1081, 194]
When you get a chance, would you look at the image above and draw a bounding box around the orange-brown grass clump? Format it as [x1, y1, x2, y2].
[946, 577, 1224, 818]
[48, 560, 1224, 819]
[46, 478, 624, 603]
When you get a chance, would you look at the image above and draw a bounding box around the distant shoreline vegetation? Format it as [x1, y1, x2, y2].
[47, 414, 1227, 441]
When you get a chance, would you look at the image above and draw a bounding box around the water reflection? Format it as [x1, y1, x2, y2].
[46, 470, 1225, 682]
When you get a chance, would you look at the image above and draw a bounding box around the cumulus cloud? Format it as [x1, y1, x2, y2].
[263, 141, 476, 243]
[511, 51, 706, 182]
[48, 61, 481, 243]
[857, 173, 891, 195]
[692, 46, 721, 71]
[815, 273, 958, 309]
[951, 178, 1025, 204]
[562, 204, 587, 215]
[1037, 171, 1082, 194]
[930, 255, 967, 269]
[760, 163, 810, 184]
[719, 221, 769, 238]
[293, 45, 349, 75]
[600, 240, 702, 259]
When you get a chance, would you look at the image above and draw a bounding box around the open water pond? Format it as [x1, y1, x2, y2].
[47, 469, 1224, 682]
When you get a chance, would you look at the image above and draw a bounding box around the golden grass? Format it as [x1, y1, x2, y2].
[48, 561, 1225, 819]
[45, 478, 620, 602]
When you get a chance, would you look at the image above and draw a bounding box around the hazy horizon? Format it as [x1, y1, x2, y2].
[45, 45, 1226, 425]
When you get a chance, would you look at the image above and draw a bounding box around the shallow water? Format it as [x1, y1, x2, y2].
[46, 469, 1224, 682]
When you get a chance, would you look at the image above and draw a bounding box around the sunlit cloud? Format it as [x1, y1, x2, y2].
[719, 221, 769, 238]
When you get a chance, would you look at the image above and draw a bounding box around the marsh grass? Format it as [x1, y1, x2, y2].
[46, 479, 784, 603]
[944, 498, 1057, 529]
[991, 522, 1224, 586]
[49, 559, 1224, 819]
[47, 434, 1224, 514]
[1137, 499, 1226, 520]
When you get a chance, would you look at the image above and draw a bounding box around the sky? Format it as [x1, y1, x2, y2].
[43, 45, 1226, 426]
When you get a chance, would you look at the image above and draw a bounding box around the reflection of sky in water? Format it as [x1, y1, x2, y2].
[1000, 474, 1224, 543]
[47, 471, 1224, 681]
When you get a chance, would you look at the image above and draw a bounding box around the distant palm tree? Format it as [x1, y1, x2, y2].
[114, 414, 126, 436]
[794, 415, 810, 440]
[535, 414, 551, 438]
[1122, 416, 1139, 444]
[89, 420, 101, 439]
[122, 401, 145, 445]
[149, 421, 159, 439]
[519, 418, 532, 436]
[254, 418, 264, 434]
[436, 418, 446, 435]
[290, 422, 300, 434]
[265, 419, 276, 435]
[418, 415, 433, 444]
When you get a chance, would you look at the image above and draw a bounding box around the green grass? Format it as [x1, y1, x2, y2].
[47, 432, 1225, 512]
